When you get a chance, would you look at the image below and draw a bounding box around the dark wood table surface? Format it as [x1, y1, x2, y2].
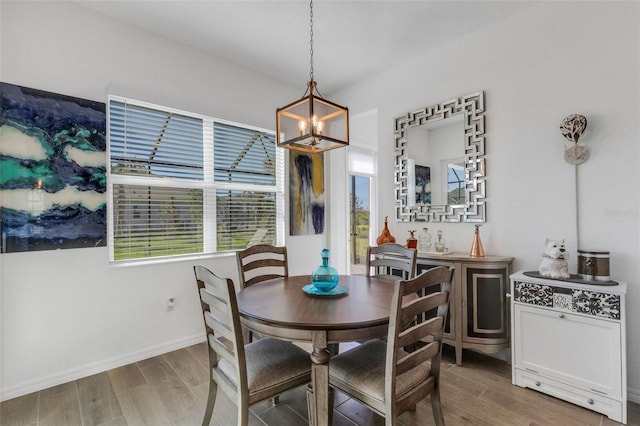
[237, 274, 396, 426]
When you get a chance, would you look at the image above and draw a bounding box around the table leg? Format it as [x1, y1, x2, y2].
[306, 331, 332, 426]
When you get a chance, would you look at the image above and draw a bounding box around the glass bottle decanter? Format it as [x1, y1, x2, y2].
[312, 249, 339, 292]
[434, 230, 446, 253]
[418, 227, 432, 252]
[406, 230, 418, 249]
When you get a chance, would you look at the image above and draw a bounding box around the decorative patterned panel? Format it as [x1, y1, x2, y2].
[572, 290, 621, 320]
[515, 281, 621, 320]
[514, 281, 553, 307]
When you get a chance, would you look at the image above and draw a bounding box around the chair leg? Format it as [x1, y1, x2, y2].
[306, 384, 315, 426]
[431, 388, 445, 426]
[238, 397, 250, 426]
[202, 377, 217, 426]
[241, 327, 253, 344]
[327, 343, 339, 356]
[331, 390, 335, 424]
[270, 396, 279, 406]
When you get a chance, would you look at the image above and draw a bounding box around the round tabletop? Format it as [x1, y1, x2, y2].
[237, 275, 395, 333]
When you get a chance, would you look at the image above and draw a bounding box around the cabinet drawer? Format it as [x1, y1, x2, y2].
[514, 303, 622, 398]
[514, 369, 624, 423]
[514, 280, 621, 320]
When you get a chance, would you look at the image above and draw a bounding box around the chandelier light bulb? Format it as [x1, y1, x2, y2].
[298, 119, 307, 135]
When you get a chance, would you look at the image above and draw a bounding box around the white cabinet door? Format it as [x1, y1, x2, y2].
[514, 303, 622, 398]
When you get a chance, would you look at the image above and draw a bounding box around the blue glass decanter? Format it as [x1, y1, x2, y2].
[311, 249, 339, 292]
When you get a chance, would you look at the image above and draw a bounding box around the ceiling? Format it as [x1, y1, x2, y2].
[78, 1, 536, 94]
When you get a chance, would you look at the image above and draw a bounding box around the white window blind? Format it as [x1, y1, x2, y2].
[110, 100, 204, 179]
[213, 122, 282, 251]
[108, 97, 283, 262]
[214, 123, 276, 185]
[348, 147, 376, 176]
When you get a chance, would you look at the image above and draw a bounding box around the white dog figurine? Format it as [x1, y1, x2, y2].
[539, 238, 570, 279]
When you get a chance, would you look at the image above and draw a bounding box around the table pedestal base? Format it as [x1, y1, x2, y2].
[307, 332, 333, 426]
[306, 383, 334, 426]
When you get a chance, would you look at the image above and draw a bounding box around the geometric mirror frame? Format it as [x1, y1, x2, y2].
[394, 91, 486, 223]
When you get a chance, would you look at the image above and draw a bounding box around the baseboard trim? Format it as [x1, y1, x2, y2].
[628, 386, 640, 404]
[1, 333, 206, 402]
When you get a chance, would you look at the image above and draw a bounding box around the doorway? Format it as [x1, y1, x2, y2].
[349, 175, 370, 275]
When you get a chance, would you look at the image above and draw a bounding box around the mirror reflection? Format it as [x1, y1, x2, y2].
[406, 115, 465, 207]
[394, 92, 486, 223]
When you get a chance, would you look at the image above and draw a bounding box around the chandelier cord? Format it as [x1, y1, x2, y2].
[309, 0, 314, 83]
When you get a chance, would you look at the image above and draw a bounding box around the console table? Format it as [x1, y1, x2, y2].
[416, 252, 513, 365]
[510, 271, 627, 424]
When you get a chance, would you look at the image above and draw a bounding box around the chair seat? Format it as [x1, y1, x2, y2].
[329, 339, 430, 404]
[219, 337, 311, 395]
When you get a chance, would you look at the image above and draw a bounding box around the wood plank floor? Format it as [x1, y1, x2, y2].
[2, 343, 639, 426]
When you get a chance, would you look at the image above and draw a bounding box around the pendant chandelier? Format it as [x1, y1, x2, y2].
[276, 0, 349, 153]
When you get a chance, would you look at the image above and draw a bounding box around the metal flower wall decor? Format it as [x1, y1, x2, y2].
[560, 114, 589, 165]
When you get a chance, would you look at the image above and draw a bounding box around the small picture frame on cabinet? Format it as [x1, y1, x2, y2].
[552, 293, 572, 312]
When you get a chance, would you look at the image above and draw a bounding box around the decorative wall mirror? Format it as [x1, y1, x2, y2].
[394, 91, 485, 222]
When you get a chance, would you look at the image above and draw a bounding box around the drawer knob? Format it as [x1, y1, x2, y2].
[535, 381, 541, 387]
[588, 399, 594, 405]
[559, 314, 565, 319]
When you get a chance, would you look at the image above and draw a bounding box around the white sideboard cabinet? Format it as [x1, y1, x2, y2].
[510, 271, 627, 424]
[416, 253, 513, 365]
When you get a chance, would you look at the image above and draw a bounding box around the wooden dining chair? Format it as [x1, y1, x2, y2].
[328, 266, 453, 426]
[193, 265, 311, 426]
[366, 243, 417, 281]
[236, 244, 288, 343]
[236, 244, 288, 289]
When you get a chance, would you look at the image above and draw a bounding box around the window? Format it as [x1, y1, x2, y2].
[446, 161, 465, 205]
[108, 96, 284, 261]
[347, 147, 376, 275]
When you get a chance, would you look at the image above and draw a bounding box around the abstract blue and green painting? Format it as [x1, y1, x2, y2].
[0, 82, 106, 253]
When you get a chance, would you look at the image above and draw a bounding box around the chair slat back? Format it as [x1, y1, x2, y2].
[236, 244, 289, 288]
[396, 339, 440, 374]
[399, 292, 448, 323]
[396, 316, 444, 350]
[385, 266, 453, 416]
[194, 265, 248, 398]
[366, 243, 417, 280]
[203, 309, 233, 341]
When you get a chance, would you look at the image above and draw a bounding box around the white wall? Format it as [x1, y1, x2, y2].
[0, 1, 326, 400]
[333, 2, 640, 400]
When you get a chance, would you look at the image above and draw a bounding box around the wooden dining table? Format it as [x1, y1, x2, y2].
[236, 274, 397, 426]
